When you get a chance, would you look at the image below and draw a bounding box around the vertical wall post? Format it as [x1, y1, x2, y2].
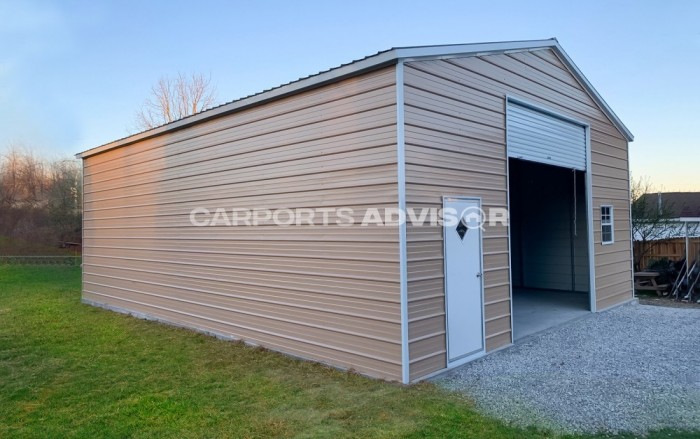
[396, 60, 409, 384]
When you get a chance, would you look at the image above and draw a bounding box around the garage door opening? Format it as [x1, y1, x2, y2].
[509, 158, 591, 340]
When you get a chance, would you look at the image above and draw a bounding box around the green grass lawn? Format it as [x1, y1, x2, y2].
[0, 266, 695, 438]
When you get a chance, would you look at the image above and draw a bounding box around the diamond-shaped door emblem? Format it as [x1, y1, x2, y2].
[456, 218, 468, 240]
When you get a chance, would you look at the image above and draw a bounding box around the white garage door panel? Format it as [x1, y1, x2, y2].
[507, 102, 587, 170]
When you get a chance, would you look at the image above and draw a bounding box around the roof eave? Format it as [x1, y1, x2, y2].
[76, 51, 401, 159]
[77, 38, 633, 159]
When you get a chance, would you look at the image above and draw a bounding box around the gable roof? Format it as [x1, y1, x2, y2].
[638, 192, 700, 218]
[77, 38, 633, 159]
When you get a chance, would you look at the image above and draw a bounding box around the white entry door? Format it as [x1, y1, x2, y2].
[443, 197, 484, 363]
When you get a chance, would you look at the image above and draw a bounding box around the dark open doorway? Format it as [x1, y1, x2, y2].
[509, 158, 591, 340]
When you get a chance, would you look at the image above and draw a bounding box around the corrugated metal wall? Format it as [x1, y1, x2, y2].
[82, 67, 404, 381]
[404, 49, 632, 381]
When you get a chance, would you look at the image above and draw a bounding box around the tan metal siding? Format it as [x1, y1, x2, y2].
[404, 49, 632, 381]
[82, 67, 403, 381]
[403, 60, 509, 381]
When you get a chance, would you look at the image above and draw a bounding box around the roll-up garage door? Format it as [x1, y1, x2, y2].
[507, 101, 587, 170]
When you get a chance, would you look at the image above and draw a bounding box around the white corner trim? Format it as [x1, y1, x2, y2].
[396, 61, 410, 385]
[585, 125, 597, 312]
[504, 99, 515, 343]
[626, 144, 635, 298]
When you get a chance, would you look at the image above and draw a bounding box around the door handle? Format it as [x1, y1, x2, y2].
[476, 272, 482, 278]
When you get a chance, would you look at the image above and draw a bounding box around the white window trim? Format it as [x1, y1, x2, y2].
[601, 205, 614, 245]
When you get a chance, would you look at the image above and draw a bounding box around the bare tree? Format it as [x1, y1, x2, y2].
[0, 147, 82, 251]
[0, 146, 46, 208]
[0, 148, 21, 208]
[631, 176, 682, 270]
[134, 73, 217, 131]
[46, 159, 82, 242]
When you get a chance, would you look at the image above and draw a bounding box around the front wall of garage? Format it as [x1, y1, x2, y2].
[404, 49, 632, 381]
[82, 67, 404, 381]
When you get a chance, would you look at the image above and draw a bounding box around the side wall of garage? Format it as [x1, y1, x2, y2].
[82, 67, 405, 381]
[403, 49, 632, 381]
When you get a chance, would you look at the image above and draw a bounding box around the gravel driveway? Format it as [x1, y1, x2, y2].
[435, 303, 700, 434]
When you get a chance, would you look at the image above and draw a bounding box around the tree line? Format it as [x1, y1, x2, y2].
[0, 147, 82, 255]
[0, 72, 217, 256]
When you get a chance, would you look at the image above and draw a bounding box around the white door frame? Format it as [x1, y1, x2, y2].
[442, 196, 486, 367]
[505, 96, 597, 342]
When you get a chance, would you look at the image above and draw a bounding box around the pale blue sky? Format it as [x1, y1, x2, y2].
[1, 0, 698, 189]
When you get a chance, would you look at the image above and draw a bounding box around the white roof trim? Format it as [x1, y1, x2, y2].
[548, 42, 633, 142]
[77, 38, 632, 158]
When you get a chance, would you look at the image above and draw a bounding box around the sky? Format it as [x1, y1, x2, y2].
[1, 0, 699, 190]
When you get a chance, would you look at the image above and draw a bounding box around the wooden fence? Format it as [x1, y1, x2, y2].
[634, 238, 700, 269]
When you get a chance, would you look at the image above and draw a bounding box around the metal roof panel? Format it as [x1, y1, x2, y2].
[77, 39, 632, 158]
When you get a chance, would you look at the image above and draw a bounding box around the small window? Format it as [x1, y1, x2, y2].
[601, 205, 614, 244]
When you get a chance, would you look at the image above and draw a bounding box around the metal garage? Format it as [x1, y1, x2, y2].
[77, 39, 634, 383]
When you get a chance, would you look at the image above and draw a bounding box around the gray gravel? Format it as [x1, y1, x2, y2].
[435, 303, 700, 435]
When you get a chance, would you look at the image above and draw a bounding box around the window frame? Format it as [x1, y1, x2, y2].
[601, 205, 614, 245]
